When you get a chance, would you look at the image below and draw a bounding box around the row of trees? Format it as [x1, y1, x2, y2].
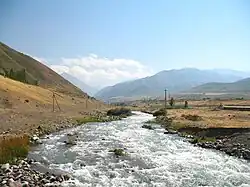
[169, 97, 188, 108]
[0, 68, 38, 85]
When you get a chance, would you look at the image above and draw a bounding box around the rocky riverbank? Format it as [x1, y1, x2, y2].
[0, 108, 135, 186]
[154, 115, 250, 161]
[0, 159, 71, 187]
[185, 128, 250, 160]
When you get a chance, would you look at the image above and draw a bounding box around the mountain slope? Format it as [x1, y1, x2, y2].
[0, 42, 84, 96]
[61, 72, 98, 96]
[95, 68, 243, 100]
[190, 78, 250, 93]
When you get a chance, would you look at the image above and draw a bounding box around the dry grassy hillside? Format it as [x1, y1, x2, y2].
[0, 42, 84, 96]
[0, 76, 107, 134]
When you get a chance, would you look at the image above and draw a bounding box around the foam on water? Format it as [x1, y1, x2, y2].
[29, 112, 250, 187]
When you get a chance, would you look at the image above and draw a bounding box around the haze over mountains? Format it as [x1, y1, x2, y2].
[1, 41, 250, 102]
[190, 78, 250, 93]
[95, 68, 250, 101]
[61, 72, 98, 96]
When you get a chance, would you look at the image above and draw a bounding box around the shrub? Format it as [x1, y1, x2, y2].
[0, 135, 29, 164]
[109, 148, 127, 156]
[190, 136, 216, 144]
[107, 108, 132, 117]
[181, 114, 202, 121]
[75, 116, 103, 125]
[6, 68, 27, 84]
[169, 97, 175, 107]
[153, 108, 166, 116]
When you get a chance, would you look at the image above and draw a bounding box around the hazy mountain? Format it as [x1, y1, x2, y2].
[190, 77, 250, 93]
[0, 42, 84, 96]
[61, 72, 98, 96]
[95, 68, 244, 100]
[211, 69, 250, 78]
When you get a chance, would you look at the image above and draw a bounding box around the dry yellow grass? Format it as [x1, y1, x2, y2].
[136, 99, 250, 129]
[0, 75, 102, 106]
[0, 75, 106, 110]
[183, 100, 250, 107]
[0, 76, 109, 135]
[168, 108, 250, 128]
[1, 75, 52, 104]
[0, 134, 29, 164]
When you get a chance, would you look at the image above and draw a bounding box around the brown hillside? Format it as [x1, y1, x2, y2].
[0, 76, 107, 134]
[0, 42, 85, 96]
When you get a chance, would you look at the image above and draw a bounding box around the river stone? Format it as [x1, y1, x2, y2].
[242, 150, 250, 160]
[21, 181, 29, 187]
[15, 174, 22, 180]
[44, 183, 60, 187]
[1, 163, 10, 170]
[5, 168, 13, 173]
[56, 176, 63, 182]
[41, 178, 50, 184]
[141, 125, 154, 130]
[109, 172, 116, 179]
[50, 176, 56, 183]
[164, 130, 177, 134]
[62, 174, 71, 181]
[2, 180, 7, 185]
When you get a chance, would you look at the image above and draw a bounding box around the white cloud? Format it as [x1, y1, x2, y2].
[32, 56, 49, 65]
[50, 65, 69, 74]
[35, 54, 154, 88]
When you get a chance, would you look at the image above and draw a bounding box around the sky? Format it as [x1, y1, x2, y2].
[0, 0, 250, 88]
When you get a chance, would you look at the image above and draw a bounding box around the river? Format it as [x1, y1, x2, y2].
[29, 112, 250, 187]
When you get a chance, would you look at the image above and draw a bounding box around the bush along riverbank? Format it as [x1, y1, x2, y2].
[149, 110, 250, 161]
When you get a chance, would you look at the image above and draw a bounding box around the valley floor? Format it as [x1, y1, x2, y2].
[140, 100, 250, 160]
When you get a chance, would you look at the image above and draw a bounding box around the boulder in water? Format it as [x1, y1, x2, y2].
[164, 130, 177, 134]
[109, 149, 127, 156]
[64, 133, 77, 145]
[141, 125, 154, 130]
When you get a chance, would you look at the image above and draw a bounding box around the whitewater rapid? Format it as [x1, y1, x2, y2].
[29, 112, 250, 187]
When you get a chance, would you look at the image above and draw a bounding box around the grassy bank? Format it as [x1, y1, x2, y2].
[0, 135, 29, 164]
[73, 115, 122, 125]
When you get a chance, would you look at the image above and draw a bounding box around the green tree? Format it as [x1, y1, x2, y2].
[169, 97, 175, 107]
[34, 80, 39, 85]
[9, 68, 15, 79]
[15, 69, 26, 83]
[3, 68, 9, 77]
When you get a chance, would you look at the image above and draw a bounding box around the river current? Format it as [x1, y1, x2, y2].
[29, 112, 250, 187]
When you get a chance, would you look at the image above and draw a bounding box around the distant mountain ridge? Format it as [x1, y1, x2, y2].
[0, 42, 85, 96]
[61, 72, 98, 96]
[190, 78, 250, 93]
[95, 68, 245, 100]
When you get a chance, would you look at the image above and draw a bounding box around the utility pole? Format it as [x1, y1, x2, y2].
[52, 92, 61, 112]
[85, 99, 88, 109]
[52, 92, 55, 112]
[164, 89, 167, 109]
